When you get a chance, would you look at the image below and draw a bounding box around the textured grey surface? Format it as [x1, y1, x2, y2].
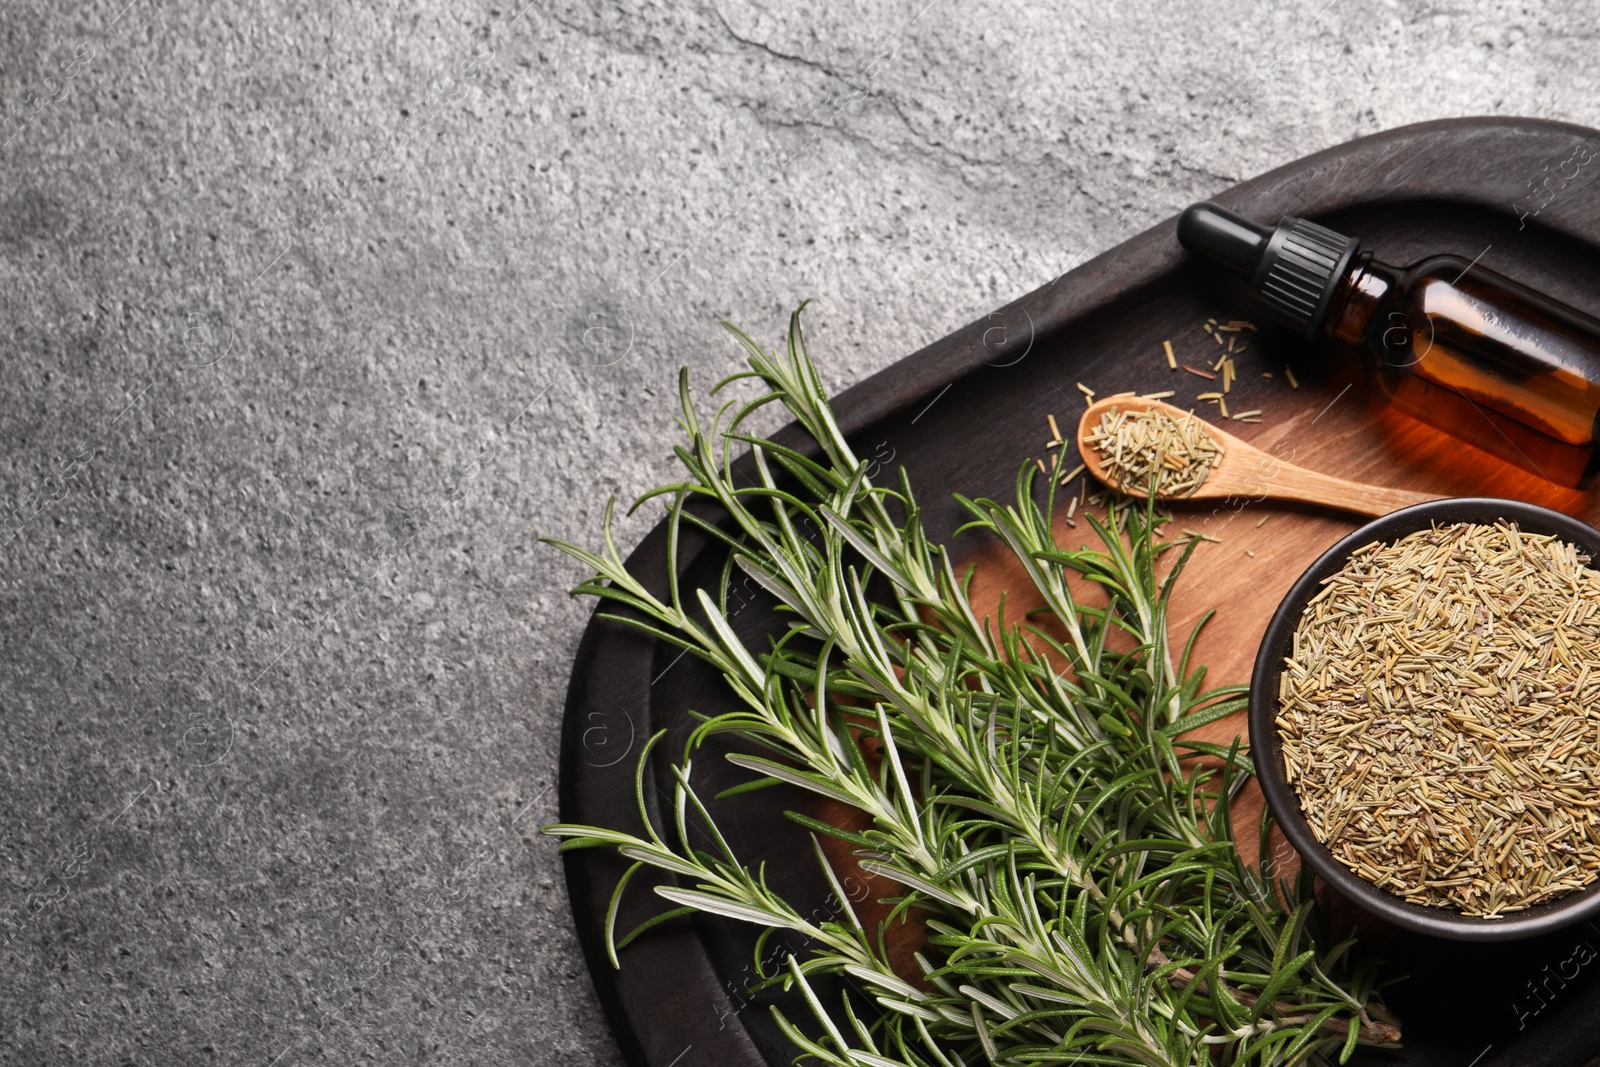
[1, 0, 1597, 1063]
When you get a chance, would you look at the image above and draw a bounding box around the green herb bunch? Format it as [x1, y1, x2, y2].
[544, 308, 1398, 1066]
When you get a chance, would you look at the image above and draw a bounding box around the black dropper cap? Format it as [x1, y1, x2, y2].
[1176, 202, 1362, 338]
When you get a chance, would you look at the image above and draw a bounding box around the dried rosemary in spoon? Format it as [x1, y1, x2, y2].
[1278, 520, 1600, 917]
[1086, 405, 1224, 497]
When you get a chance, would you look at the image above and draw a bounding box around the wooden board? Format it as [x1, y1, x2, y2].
[559, 117, 1600, 1067]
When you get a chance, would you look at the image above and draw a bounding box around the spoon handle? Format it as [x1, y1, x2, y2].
[1270, 465, 1442, 518]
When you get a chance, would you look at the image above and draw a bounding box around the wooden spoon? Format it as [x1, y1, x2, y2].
[1075, 396, 1442, 518]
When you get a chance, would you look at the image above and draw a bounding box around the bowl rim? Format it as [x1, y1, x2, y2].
[1249, 496, 1600, 942]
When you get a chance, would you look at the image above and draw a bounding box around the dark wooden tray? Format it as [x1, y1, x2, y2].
[559, 117, 1600, 1067]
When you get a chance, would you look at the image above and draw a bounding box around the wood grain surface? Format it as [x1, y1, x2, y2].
[560, 117, 1600, 1067]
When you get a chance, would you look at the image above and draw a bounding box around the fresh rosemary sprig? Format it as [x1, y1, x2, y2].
[544, 307, 1398, 1067]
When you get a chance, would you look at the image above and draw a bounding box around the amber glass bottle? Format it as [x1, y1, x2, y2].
[1177, 202, 1600, 487]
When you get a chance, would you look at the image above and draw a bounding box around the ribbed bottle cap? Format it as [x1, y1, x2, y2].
[1177, 203, 1362, 337]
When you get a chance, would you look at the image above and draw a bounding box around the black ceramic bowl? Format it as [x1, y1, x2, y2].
[1250, 497, 1600, 942]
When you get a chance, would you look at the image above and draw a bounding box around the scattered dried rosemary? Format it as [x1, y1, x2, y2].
[1087, 405, 1224, 497]
[1278, 520, 1600, 917]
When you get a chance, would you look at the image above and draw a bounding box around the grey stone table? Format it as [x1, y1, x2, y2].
[1, 1, 1595, 1063]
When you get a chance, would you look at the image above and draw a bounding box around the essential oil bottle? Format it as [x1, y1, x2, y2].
[1177, 202, 1600, 488]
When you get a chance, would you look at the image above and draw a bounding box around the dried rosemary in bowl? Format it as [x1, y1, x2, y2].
[1277, 520, 1600, 917]
[1087, 405, 1223, 497]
